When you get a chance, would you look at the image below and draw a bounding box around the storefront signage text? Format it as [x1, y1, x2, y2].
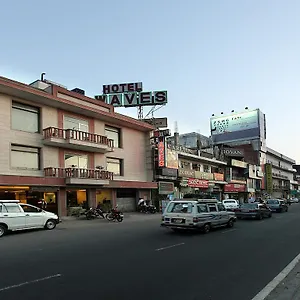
[224, 184, 246, 193]
[223, 148, 244, 157]
[231, 159, 248, 168]
[158, 141, 165, 167]
[158, 181, 174, 195]
[178, 168, 195, 178]
[161, 168, 178, 178]
[214, 173, 224, 181]
[187, 178, 209, 188]
[153, 129, 171, 138]
[195, 171, 214, 180]
[102, 82, 143, 94]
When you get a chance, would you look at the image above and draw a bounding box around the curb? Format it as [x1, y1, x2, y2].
[251, 253, 300, 300]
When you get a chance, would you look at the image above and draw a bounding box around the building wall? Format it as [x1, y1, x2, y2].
[0, 93, 152, 183]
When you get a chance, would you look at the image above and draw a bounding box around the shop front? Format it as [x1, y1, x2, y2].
[223, 183, 247, 203]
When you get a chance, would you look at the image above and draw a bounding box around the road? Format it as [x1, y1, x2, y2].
[0, 205, 300, 300]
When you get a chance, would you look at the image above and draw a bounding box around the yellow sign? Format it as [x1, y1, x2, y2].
[166, 149, 179, 169]
[265, 163, 273, 194]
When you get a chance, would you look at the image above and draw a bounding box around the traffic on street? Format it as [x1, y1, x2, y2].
[0, 202, 300, 300]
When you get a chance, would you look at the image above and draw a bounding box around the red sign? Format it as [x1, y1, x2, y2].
[158, 141, 165, 167]
[187, 178, 209, 188]
[224, 184, 246, 192]
[214, 173, 224, 181]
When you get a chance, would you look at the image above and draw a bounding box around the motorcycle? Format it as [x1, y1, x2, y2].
[105, 206, 124, 222]
[85, 207, 105, 220]
[138, 205, 157, 214]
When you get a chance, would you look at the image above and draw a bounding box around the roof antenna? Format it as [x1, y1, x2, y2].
[41, 72, 46, 81]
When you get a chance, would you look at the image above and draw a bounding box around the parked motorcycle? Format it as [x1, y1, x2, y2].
[105, 206, 124, 222]
[138, 205, 157, 214]
[85, 207, 105, 220]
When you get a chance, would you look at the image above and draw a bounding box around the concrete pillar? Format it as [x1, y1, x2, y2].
[58, 188, 67, 217]
[111, 189, 117, 208]
[87, 188, 96, 208]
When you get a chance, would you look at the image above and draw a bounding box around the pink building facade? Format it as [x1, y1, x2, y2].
[0, 76, 157, 216]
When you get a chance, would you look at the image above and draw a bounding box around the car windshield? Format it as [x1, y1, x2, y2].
[241, 204, 258, 209]
[267, 200, 279, 204]
[167, 202, 193, 213]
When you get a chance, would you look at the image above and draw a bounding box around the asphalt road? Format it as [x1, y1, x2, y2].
[1, 205, 300, 300]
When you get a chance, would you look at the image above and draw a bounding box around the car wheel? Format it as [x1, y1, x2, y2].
[0, 224, 7, 237]
[227, 219, 234, 228]
[45, 219, 57, 230]
[203, 224, 211, 234]
[268, 213, 272, 218]
[257, 214, 263, 220]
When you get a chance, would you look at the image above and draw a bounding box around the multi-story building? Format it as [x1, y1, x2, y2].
[265, 147, 297, 198]
[167, 132, 212, 149]
[0, 76, 156, 216]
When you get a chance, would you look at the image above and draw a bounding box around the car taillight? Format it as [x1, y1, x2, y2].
[235, 209, 241, 212]
[249, 209, 257, 212]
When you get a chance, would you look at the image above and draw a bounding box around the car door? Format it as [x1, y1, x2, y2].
[217, 203, 229, 225]
[2, 204, 26, 230]
[21, 204, 45, 228]
[207, 204, 220, 227]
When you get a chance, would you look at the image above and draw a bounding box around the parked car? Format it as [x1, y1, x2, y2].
[222, 199, 239, 211]
[0, 200, 60, 237]
[235, 203, 272, 220]
[290, 198, 299, 203]
[266, 199, 288, 212]
[161, 198, 236, 233]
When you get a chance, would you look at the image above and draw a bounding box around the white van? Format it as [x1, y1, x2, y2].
[0, 200, 60, 237]
[161, 198, 236, 233]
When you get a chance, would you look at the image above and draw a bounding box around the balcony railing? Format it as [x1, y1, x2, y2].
[44, 167, 114, 180]
[43, 127, 114, 148]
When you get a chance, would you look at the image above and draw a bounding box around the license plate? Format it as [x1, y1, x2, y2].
[174, 219, 183, 223]
[242, 209, 249, 212]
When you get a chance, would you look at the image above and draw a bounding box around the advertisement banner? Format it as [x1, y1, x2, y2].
[224, 184, 246, 192]
[194, 171, 214, 180]
[187, 178, 209, 188]
[166, 148, 179, 169]
[158, 141, 165, 167]
[231, 159, 248, 168]
[178, 168, 195, 178]
[158, 182, 174, 195]
[265, 163, 273, 194]
[214, 173, 224, 181]
[210, 109, 260, 144]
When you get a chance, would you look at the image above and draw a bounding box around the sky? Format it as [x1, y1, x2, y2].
[0, 0, 300, 162]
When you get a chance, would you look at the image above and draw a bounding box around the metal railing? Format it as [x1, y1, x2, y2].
[43, 127, 114, 148]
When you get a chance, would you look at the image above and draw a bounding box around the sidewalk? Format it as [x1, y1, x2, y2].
[264, 259, 300, 300]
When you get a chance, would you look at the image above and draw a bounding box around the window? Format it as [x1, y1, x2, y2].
[11, 145, 40, 170]
[208, 205, 217, 212]
[197, 204, 208, 213]
[65, 154, 88, 168]
[192, 163, 201, 171]
[217, 204, 226, 211]
[4, 204, 22, 213]
[167, 202, 193, 213]
[64, 116, 89, 132]
[20, 204, 40, 213]
[203, 165, 210, 172]
[105, 126, 121, 148]
[12, 101, 40, 133]
[107, 158, 123, 176]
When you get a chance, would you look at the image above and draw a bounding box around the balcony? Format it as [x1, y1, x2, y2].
[44, 167, 113, 185]
[43, 127, 114, 153]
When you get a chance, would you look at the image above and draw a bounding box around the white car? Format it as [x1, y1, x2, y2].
[222, 199, 239, 211]
[290, 198, 299, 203]
[0, 200, 60, 237]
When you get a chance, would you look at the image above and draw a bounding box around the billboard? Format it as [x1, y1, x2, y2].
[95, 82, 168, 107]
[210, 109, 262, 145]
[166, 149, 179, 169]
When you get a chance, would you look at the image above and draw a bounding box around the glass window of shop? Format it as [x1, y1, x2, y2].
[65, 154, 88, 168]
[11, 101, 40, 133]
[67, 190, 87, 208]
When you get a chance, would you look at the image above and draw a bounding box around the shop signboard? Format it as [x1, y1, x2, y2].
[161, 168, 178, 178]
[265, 163, 273, 194]
[231, 159, 248, 168]
[166, 148, 179, 169]
[194, 171, 214, 180]
[224, 184, 246, 192]
[144, 117, 168, 128]
[187, 178, 209, 188]
[153, 129, 171, 138]
[158, 140, 165, 167]
[223, 148, 244, 157]
[178, 168, 195, 178]
[214, 173, 224, 181]
[158, 181, 174, 195]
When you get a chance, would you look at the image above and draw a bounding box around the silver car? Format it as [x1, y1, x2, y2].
[161, 199, 237, 233]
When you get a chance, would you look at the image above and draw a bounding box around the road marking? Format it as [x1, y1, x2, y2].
[0, 274, 62, 292]
[251, 253, 300, 300]
[221, 229, 237, 234]
[155, 243, 185, 251]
